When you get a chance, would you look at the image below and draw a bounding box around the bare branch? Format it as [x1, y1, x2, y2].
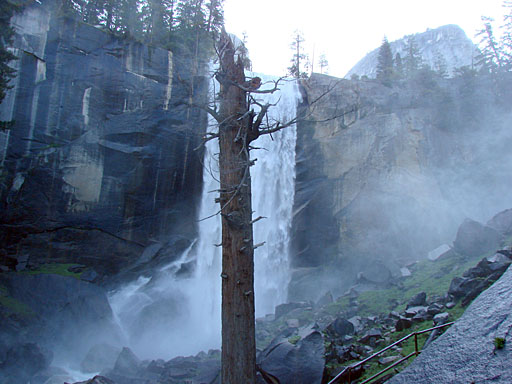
[250, 216, 266, 224]
[194, 132, 219, 151]
[228, 76, 287, 94]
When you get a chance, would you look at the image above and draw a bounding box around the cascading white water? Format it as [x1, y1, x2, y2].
[108, 72, 301, 360]
[250, 74, 299, 316]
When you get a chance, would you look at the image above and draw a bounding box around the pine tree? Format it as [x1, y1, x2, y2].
[142, 0, 169, 43]
[404, 35, 423, 77]
[434, 49, 448, 78]
[119, 0, 143, 39]
[288, 30, 309, 79]
[376, 36, 394, 85]
[319, 53, 328, 74]
[501, 0, 512, 68]
[394, 52, 403, 78]
[476, 16, 504, 73]
[83, 0, 104, 25]
[176, 0, 206, 30]
[0, 0, 22, 105]
[101, 0, 119, 31]
[204, 0, 224, 35]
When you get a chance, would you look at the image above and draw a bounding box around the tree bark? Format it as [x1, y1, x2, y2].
[217, 32, 257, 383]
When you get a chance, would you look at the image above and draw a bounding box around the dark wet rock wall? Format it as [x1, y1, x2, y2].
[0, 2, 208, 278]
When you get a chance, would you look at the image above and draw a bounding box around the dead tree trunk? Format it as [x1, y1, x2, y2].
[216, 32, 257, 383]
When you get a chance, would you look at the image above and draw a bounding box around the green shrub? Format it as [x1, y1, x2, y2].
[494, 337, 506, 349]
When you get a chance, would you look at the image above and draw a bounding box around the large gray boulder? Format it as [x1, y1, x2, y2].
[81, 343, 121, 373]
[257, 327, 325, 384]
[0, 342, 53, 383]
[71, 376, 116, 384]
[388, 263, 512, 383]
[487, 208, 512, 236]
[453, 219, 501, 258]
[3, 274, 123, 359]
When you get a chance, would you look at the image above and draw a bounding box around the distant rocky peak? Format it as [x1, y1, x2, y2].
[346, 24, 477, 79]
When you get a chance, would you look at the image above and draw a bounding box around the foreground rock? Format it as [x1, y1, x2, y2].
[97, 348, 221, 384]
[71, 376, 115, 384]
[257, 326, 325, 384]
[1, 274, 122, 358]
[0, 342, 53, 383]
[388, 264, 512, 383]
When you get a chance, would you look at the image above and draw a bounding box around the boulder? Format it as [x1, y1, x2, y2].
[427, 244, 452, 261]
[4, 274, 122, 358]
[395, 317, 413, 332]
[315, 291, 334, 308]
[407, 292, 427, 308]
[461, 271, 505, 307]
[480, 253, 511, 272]
[80, 343, 121, 373]
[113, 347, 141, 376]
[448, 277, 482, 298]
[453, 219, 501, 258]
[389, 311, 401, 320]
[348, 316, 363, 333]
[464, 253, 511, 279]
[80, 269, 99, 283]
[487, 208, 512, 236]
[326, 318, 355, 338]
[275, 302, 310, 320]
[359, 328, 383, 346]
[433, 312, 450, 325]
[356, 262, 392, 285]
[257, 327, 325, 384]
[158, 356, 220, 384]
[404, 306, 428, 318]
[70, 376, 116, 384]
[0, 342, 53, 383]
[427, 303, 443, 316]
[31, 366, 71, 384]
[497, 247, 512, 259]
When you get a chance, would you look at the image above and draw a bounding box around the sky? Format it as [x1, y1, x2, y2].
[224, 0, 507, 78]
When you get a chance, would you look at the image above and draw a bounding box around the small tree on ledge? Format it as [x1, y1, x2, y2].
[288, 30, 309, 79]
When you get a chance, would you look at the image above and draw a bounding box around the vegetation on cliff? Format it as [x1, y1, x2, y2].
[0, 0, 23, 106]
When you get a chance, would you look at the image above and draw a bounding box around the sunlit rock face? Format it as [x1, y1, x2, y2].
[290, 72, 512, 301]
[346, 25, 476, 79]
[0, 2, 207, 277]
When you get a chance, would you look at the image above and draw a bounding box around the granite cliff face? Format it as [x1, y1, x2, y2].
[0, 2, 208, 278]
[346, 25, 476, 79]
[290, 72, 512, 301]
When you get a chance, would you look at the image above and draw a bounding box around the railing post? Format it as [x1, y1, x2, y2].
[414, 333, 419, 356]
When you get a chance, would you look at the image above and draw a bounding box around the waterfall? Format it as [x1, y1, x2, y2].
[250, 74, 299, 316]
[108, 73, 300, 360]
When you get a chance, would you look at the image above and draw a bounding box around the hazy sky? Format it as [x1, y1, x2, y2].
[224, 0, 507, 78]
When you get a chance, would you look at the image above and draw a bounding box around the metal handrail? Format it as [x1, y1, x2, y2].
[327, 321, 454, 384]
